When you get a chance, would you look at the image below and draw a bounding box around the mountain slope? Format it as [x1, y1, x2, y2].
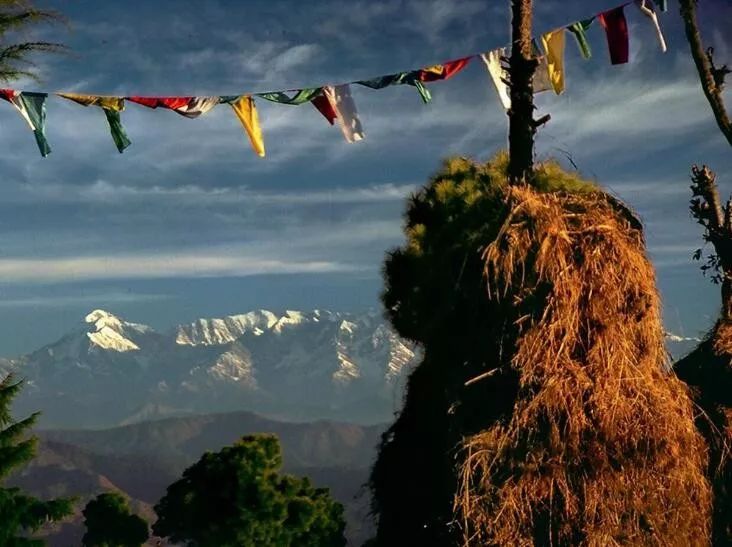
[11, 411, 382, 546]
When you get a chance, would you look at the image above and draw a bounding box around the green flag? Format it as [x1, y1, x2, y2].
[257, 88, 322, 105]
[103, 109, 131, 153]
[568, 17, 595, 59]
[357, 72, 431, 103]
[16, 92, 51, 157]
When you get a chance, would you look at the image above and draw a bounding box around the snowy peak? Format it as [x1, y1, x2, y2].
[85, 309, 122, 327]
[175, 309, 280, 346]
[84, 309, 148, 352]
[176, 309, 343, 345]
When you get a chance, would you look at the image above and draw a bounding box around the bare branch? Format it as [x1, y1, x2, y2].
[689, 165, 732, 318]
[679, 0, 732, 146]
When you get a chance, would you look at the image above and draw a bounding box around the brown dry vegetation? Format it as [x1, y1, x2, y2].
[369, 155, 712, 546]
[457, 186, 711, 546]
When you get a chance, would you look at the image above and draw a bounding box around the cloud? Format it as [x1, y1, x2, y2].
[0, 291, 172, 308]
[21, 180, 418, 206]
[0, 253, 356, 283]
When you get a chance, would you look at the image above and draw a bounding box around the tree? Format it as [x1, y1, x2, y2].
[153, 434, 346, 547]
[0, 0, 66, 82]
[0, 6, 70, 541]
[368, 154, 709, 546]
[82, 492, 149, 547]
[677, 0, 732, 317]
[0, 375, 73, 545]
[673, 1, 732, 544]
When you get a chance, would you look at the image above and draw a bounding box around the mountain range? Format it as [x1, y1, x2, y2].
[0, 309, 418, 429]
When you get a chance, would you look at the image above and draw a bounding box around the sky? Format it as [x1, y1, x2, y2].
[0, 0, 727, 355]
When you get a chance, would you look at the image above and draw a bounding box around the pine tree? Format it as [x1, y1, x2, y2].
[82, 492, 149, 547]
[0, 374, 73, 546]
[0, 0, 66, 82]
[153, 434, 346, 547]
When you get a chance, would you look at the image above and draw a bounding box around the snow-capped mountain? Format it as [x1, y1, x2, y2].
[3, 309, 418, 429]
[665, 332, 702, 359]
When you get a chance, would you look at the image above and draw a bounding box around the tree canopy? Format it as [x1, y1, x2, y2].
[82, 492, 149, 547]
[153, 434, 346, 547]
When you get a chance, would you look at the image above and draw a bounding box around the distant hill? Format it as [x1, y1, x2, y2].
[0, 308, 416, 428]
[10, 410, 383, 546]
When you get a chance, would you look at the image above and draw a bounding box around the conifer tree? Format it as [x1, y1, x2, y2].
[0, 5, 70, 540]
[82, 492, 149, 547]
[153, 434, 346, 547]
[0, 374, 73, 545]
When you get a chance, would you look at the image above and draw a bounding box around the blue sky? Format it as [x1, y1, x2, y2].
[0, 0, 728, 354]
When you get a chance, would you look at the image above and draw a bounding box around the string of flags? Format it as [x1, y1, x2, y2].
[1, 0, 669, 158]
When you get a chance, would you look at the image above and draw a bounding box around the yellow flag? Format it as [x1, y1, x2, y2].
[541, 30, 566, 95]
[422, 64, 444, 76]
[57, 93, 125, 111]
[231, 96, 265, 157]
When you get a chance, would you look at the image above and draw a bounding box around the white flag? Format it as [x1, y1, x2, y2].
[480, 49, 511, 110]
[323, 85, 364, 143]
[637, 0, 667, 53]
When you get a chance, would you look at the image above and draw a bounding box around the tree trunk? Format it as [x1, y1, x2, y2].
[507, 0, 538, 184]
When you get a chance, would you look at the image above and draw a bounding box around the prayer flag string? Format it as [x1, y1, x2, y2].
[1, 0, 667, 157]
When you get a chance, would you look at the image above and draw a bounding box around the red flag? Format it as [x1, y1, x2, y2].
[311, 94, 337, 125]
[417, 56, 472, 82]
[598, 6, 629, 65]
[128, 96, 193, 109]
[0, 88, 17, 102]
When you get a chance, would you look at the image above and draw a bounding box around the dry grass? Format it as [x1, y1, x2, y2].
[456, 185, 712, 546]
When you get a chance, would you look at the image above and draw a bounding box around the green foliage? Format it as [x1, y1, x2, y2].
[0, 375, 73, 546]
[153, 434, 346, 547]
[0, 0, 66, 82]
[82, 492, 149, 547]
[370, 153, 598, 546]
[384, 152, 596, 344]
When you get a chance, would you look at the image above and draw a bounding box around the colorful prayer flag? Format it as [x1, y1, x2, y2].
[480, 50, 511, 110]
[417, 56, 472, 82]
[598, 6, 630, 65]
[127, 96, 219, 118]
[311, 94, 338, 125]
[57, 93, 131, 153]
[0, 89, 51, 157]
[357, 72, 432, 103]
[658, 0, 668, 12]
[57, 93, 124, 111]
[541, 30, 566, 94]
[567, 18, 594, 59]
[221, 96, 265, 157]
[322, 85, 364, 143]
[531, 39, 554, 93]
[257, 88, 323, 105]
[637, 0, 667, 53]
